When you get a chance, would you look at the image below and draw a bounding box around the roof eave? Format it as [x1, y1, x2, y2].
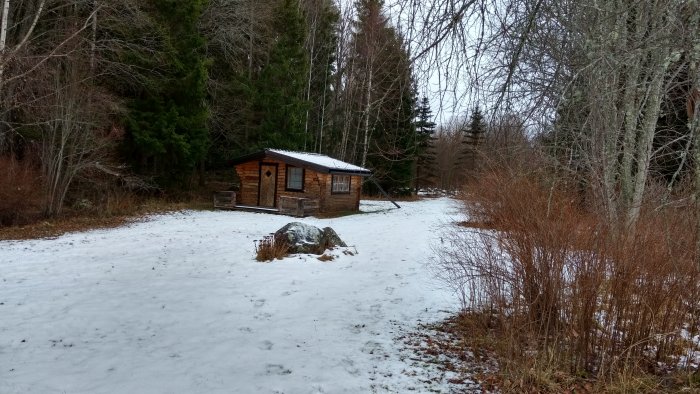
[329, 169, 373, 177]
[231, 149, 372, 176]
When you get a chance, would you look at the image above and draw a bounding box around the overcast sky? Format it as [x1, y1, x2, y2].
[337, 0, 480, 127]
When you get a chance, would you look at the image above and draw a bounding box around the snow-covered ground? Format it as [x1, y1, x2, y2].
[0, 198, 471, 394]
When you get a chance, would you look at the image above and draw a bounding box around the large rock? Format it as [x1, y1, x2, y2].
[320, 227, 346, 249]
[274, 222, 346, 254]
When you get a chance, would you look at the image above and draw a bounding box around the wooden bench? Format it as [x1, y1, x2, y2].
[213, 191, 237, 209]
[279, 196, 320, 217]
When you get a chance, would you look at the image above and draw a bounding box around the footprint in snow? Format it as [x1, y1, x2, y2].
[341, 357, 361, 377]
[310, 385, 327, 394]
[369, 304, 383, 320]
[253, 299, 266, 308]
[264, 364, 292, 376]
[349, 323, 366, 334]
[360, 340, 385, 357]
[258, 340, 273, 350]
[384, 286, 395, 295]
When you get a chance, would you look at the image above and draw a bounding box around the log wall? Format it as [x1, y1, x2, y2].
[234, 158, 364, 213]
[235, 161, 263, 206]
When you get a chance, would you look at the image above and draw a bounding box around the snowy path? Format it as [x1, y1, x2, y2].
[0, 199, 463, 394]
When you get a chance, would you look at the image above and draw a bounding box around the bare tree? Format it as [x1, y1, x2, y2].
[396, 0, 699, 229]
[688, 8, 700, 262]
[0, 0, 153, 215]
[40, 67, 113, 216]
[432, 118, 467, 190]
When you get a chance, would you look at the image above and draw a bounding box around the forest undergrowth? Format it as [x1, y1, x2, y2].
[0, 155, 214, 240]
[433, 155, 700, 393]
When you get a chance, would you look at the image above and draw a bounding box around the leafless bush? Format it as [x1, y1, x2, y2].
[435, 164, 700, 387]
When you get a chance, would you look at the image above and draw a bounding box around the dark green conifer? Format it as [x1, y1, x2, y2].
[255, 0, 309, 150]
[124, 0, 209, 185]
[351, 0, 418, 194]
[415, 96, 437, 191]
[457, 105, 486, 180]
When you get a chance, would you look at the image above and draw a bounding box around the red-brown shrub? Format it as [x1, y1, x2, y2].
[0, 156, 42, 226]
[436, 162, 700, 389]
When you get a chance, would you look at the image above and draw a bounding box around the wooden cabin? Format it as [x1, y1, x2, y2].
[218, 149, 372, 217]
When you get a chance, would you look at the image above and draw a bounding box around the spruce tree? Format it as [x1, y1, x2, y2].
[255, 0, 309, 151]
[414, 96, 437, 191]
[458, 105, 486, 180]
[349, 0, 418, 194]
[124, 0, 209, 185]
[469, 105, 486, 140]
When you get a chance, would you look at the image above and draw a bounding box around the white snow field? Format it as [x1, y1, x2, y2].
[0, 198, 467, 394]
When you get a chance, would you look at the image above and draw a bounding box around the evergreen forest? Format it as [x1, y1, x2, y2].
[0, 0, 439, 222]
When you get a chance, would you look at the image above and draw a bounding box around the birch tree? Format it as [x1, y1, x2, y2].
[300, 0, 338, 153]
[344, 0, 417, 191]
[0, 0, 45, 152]
[399, 0, 697, 229]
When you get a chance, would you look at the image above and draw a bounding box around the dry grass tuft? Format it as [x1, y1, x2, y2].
[254, 235, 290, 262]
[317, 254, 334, 262]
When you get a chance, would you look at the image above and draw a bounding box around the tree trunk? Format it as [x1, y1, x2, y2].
[361, 66, 372, 168]
[0, 0, 10, 91]
[627, 64, 667, 228]
[0, 0, 10, 126]
[90, 0, 97, 73]
[686, 0, 700, 270]
[0, 0, 8, 152]
[303, 11, 317, 151]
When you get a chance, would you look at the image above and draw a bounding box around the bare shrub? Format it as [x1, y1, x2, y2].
[254, 235, 290, 262]
[0, 155, 42, 226]
[436, 162, 700, 388]
[102, 189, 141, 217]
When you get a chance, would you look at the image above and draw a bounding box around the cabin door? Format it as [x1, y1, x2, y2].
[258, 163, 277, 207]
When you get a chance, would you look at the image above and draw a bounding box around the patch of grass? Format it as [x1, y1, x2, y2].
[0, 198, 214, 241]
[0, 215, 134, 241]
[400, 313, 500, 392]
[361, 194, 421, 202]
[440, 313, 700, 393]
[313, 210, 365, 219]
[254, 235, 290, 262]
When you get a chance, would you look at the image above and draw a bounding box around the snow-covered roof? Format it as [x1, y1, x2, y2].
[268, 149, 370, 174]
[232, 149, 372, 176]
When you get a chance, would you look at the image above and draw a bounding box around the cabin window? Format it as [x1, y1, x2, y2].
[286, 166, 304, 191]
[331, 175, 351, 194]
